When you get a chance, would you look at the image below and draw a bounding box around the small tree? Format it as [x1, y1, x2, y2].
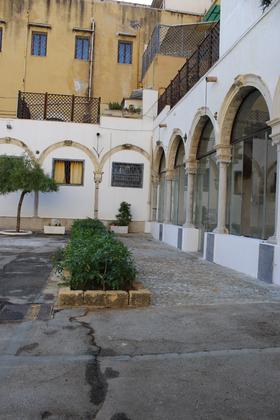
[116, 202, 132, 226]
[0, 155, 58, 232]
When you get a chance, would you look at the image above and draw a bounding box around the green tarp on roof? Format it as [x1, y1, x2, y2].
[203, 4, 220, 22]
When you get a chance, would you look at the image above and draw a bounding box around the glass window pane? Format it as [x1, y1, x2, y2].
[197, 119, 215, 158]
[195, 154, 218, 251]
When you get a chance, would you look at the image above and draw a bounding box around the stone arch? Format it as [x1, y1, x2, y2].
[219, 74, 272, 147]
[272, 77, 280, 119]
[186, 107, 218, 163]
[39, 140, 99, 170]
[166, 129, 185, 171]
[99, 144, 151, 171]
[153, 144, 166, 176]
[0, 137, 35, 160]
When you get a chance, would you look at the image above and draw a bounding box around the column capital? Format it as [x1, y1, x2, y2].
[215, 144, 231, 163]
[185, 159, 198, 175]
[165, 169, 174, 181]
[94, 171, 103, 184]
[151, 174, 160, 185]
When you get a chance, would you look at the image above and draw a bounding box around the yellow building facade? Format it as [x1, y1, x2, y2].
[0, 0, 202, 118]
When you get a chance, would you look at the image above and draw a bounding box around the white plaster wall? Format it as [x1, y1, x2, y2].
[163, 223, 178, 248]
[0, 89, 155, 222]
[99, 150, 150, 222]
[220, 0, 265, 55]
[38, 147, 95, 219]
[213, 234, 261, 278]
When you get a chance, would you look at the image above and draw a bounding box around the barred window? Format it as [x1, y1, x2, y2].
[118, 41, 132, 64]
[53, 159, 84, 185]
[75, 36, 90, 61]
[32, 32, 47, 56]
[111, 162, 144, 188]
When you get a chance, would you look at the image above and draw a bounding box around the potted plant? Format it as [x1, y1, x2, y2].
[110, 201, 132, 234]
[44, 219, 66, 235]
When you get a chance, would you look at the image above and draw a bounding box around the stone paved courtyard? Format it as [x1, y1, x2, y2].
[1, 234, 280, 419]
[121, 234, 280, 306]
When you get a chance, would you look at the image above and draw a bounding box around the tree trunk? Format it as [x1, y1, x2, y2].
[16, 190, 28, 233]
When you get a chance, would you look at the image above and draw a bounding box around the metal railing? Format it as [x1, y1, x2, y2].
[17, 91, 101, 124]
[157, 22, 220, 115]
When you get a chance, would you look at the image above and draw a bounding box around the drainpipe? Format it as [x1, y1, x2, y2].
[88, 19, 95, 98]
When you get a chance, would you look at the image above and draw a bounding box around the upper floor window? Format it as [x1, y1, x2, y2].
[32, 32, 47, 56]
[118, 41, 132, 64]
[75, 36, 90, 61]
[53, 159, 84, 185]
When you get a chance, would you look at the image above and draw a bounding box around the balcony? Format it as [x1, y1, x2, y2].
[17, 91, 101, 124]
[158, 21, 220, 115]
[142, 22, 216, 81]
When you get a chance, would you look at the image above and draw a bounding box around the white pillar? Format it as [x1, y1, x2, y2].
[151, 175, 159, 221]
[163, 170, 173, 224]
[267, 118, 280, 244]
[183, 161, 197, 228]
[214, 145, 231, 234]
[94, 171, 103, 219]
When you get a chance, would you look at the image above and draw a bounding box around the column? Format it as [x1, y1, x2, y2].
[94, 171, 103, 219]
[267, 118, 280, 244]
[151, 175, 160, 221]
[214, 145, 231, 234]
[163, 170, 173, 224]
[183, 160, 197, 228]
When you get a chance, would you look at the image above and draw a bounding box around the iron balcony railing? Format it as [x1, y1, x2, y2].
[17, 91, 101, 124]
[157, 21, 220, 115]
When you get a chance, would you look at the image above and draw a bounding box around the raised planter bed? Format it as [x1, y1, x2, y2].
[44, 226, 66, 235]
[110, 225, 128, 234]
[58, 282, 151, 309]
[0, 230, 32, 236]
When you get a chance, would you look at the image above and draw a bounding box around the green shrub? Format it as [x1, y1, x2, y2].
[109, 102, 123, 110]
[71, 218, 107, 239]
[116, 202, 132, 226]
[54, 218, 136, 291]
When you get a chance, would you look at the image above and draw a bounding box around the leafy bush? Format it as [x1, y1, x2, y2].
[116, 202, 132, 226]
[109, 102, 123, 110]
[71, 218, 107, 239]
[54, 218, 136, 291]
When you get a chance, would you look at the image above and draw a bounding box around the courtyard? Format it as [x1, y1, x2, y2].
[1, 234, 280, 419]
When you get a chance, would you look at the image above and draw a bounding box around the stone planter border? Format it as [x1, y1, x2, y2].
[58, 281, 151, 309]
[110, 225, 129, 234]
[44, 226, 66, 235]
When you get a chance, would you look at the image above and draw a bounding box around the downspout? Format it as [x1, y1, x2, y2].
[88, 19, 95, 98]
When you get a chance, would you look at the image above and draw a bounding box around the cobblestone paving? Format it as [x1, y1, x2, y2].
[121, 234, 280, 307]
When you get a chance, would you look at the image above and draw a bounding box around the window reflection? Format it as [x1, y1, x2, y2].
[227, 90, 275, 239]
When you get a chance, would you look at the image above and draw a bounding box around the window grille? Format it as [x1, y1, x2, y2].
[32, 32, 47, 56]
[111, 162, 144, 188]
[118, 41, 132, 64]
[75, 36, 90, 61]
